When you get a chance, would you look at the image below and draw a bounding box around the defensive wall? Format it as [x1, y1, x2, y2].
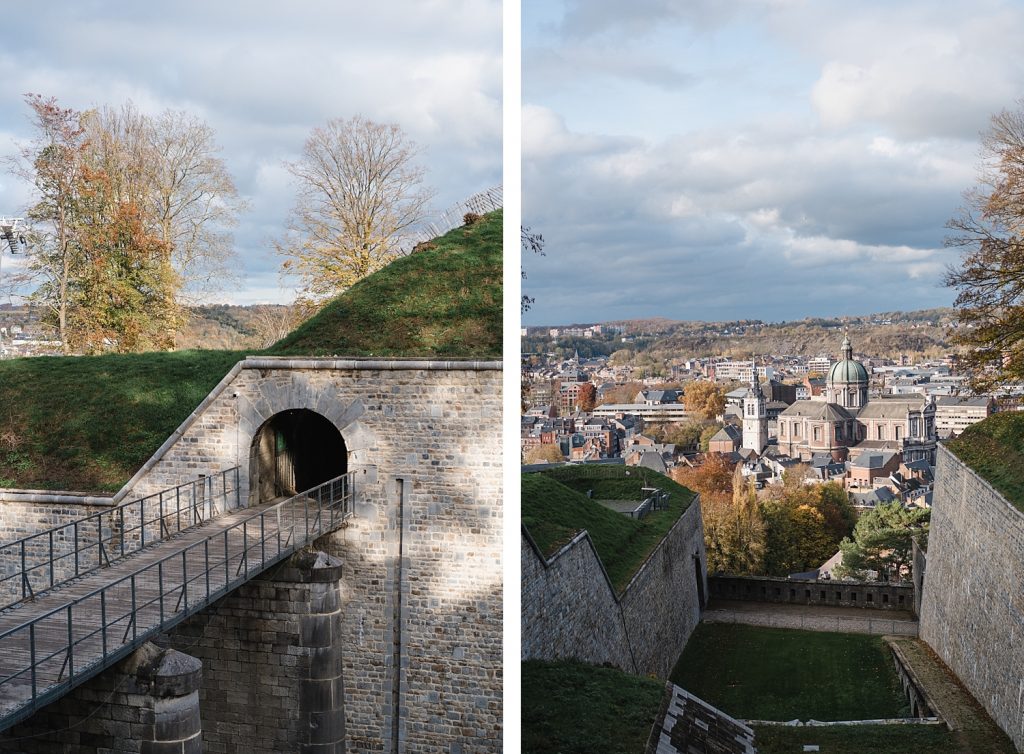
[708, 575, 915, 612]
[919, 444, 1024, 752]
[521, 496, 706, 679]
[0, 357, 503, 753]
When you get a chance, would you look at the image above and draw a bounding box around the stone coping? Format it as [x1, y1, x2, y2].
[242, 356, 502, 371]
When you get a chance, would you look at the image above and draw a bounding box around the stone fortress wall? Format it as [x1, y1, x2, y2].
[521, 496, 706, 679]
[919, 444, 1024, 752]
[709, 575, 916, 612]
[0, 357, 503, 753]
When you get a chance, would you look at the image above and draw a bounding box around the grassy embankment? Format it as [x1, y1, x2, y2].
[945, 411, 1024, 512]
[521, 465, 695, 593]
[521, 659, 664, 754]
[0, 211, 502, 493]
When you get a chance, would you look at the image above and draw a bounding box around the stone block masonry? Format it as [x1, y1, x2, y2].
[919, 444, 1024, 751]
[0, 642, 203, 754]
[0, 357, 502, 753]
[165, 549, 344, 754]
[708, 575, 915, 612]
[521, 497, 706, 679]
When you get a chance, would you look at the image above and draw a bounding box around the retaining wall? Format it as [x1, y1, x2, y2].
[709, 575, 915, 611]
[521, 497, 706, 678]
[0, 358, 503, 753]
[920, 444, 1024, 752]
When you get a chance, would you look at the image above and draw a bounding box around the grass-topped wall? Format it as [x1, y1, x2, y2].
[521, 465, 696, 593]
[945, 411, 1024, 512]
[0, 211, 502, 492]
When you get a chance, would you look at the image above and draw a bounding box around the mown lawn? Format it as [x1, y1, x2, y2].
[670, 624, 907, 722]
[946, 412, 1024, 512]
[522, 660, 664, 754]
[521, 466, 695, 593]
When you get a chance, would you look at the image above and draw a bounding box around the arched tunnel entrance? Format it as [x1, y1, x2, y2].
[249, 409, 347, 504]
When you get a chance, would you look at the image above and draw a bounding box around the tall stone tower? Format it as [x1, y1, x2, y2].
[742, 362, 768, 453]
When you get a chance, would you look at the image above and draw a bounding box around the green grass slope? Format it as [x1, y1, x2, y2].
[946, 412, 1024, 512]
[0, 350, 245, 493]
[0, 211, 502, 492]
[267, 209, 502, 358]
[522, 660, 664, 754]
[521, 466, 695, 592]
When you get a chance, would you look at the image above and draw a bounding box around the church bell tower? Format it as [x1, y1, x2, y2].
[742, 362, 768, 454]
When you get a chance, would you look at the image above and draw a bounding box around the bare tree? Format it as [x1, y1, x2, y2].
[275, 116, 433, 301]
[946, 101, 1024, 390]
[6, 95, 89, 352]
[83, 103, 245, 299]
[6, 95, 244, 353]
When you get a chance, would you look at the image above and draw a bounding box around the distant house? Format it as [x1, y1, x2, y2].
[634, 389, 681, 405]
[847, 451, 901, 491]
[708, 424, 742, 454]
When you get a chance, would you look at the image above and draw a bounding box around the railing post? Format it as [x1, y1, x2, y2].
[66, 605, 74, 682]
[20, 540, 26, 599]
[182, 549, 188, 611]
[204, 539, 210, 602]
[29, 622, 37, 700]
[119, 506, 125, 558]
[131, 573, 137, 641]
[49, 530, 54, 588]
[97, 515, 103, 567]
[73, 521, 80, 577]
[260, 513, 265, 566]
[223, 529, 229, 587]
[176, 486, 181, 531]
[234, 466, 240, 508]
[100, 589, 107, 658]
[141, 499, 146, 547]
[242, 521, 248, 577]
[158, 561, 164, 624]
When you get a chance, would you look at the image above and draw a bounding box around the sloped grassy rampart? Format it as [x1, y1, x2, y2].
[945, 412, 1024, 512]
[521, 465, 695, 592]
[0, 212, 502, 492]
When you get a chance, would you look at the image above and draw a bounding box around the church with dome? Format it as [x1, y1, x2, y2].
[747, 335, 937, 464]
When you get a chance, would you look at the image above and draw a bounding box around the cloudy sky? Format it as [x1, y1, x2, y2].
[0, 1, 501, 304]
[522, 0, 1024, 325]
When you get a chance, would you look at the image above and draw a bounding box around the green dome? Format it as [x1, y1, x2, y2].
[828, 336, 867, 384]
[828, 358, 868, 384]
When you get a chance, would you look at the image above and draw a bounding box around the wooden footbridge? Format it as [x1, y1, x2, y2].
[0, 469, 355, 732]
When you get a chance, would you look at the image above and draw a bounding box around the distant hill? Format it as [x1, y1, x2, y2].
[524, 308, 956, 361]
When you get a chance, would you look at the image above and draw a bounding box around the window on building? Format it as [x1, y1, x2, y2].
[877, 425, 885, 440]
[813, 426, 821, 442]
[895, 425, 902, 441]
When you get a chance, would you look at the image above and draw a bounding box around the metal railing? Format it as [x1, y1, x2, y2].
[0, 468, 241, 611]
[0, 472, 354, 730]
